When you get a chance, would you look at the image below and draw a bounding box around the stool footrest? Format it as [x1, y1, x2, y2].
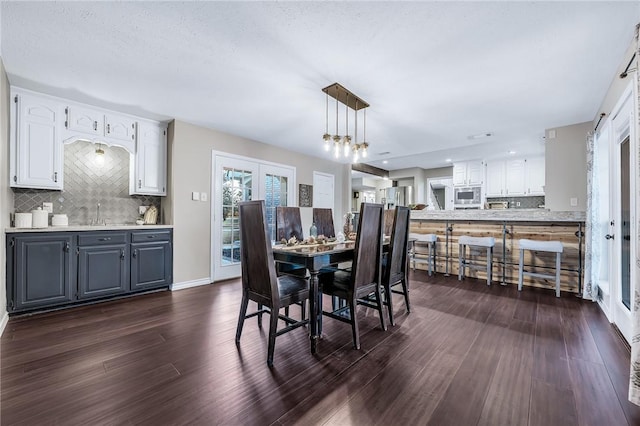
[522, 271, 556, 280]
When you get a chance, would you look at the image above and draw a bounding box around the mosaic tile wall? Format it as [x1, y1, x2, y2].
[13, 141, 161, 225]
[485, 195, 545, 209]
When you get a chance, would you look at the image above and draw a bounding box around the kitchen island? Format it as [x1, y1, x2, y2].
[410, 209, 585, 294]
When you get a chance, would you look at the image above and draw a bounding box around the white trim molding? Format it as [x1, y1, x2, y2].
[0, 311, 9, 337]
[170, 277, 212, 291]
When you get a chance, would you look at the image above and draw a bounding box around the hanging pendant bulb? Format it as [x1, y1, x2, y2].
[333, 135, 341, 158]
[352, 145, 359, 164]
[362, 142, 368, 158]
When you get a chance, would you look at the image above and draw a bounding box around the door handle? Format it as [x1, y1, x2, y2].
[132, 249, 138, 258]
[605, 234, 614, 240]
[121, 249, 125, 259]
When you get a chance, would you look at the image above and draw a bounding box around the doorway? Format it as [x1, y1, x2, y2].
[607, 84, 636, 342]
[211, 152, 295, 281]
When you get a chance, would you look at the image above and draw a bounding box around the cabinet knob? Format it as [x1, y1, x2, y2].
[133, 249, 138, 258]
[121, 249, 125, 259]
[54, 172, 58, 183]
[93, 121, 98, 131]
[107, 123, 111, 134]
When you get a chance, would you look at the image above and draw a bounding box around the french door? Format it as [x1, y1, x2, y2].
[608, 85, 636, 342]
[211, 153, 295, 281]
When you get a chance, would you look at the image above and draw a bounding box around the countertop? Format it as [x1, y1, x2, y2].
[410, 209, 585, 222]
[5, 224, 173, 233]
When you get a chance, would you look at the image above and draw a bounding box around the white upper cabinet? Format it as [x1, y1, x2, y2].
[453, 160, 484, 186]
[63, 106, 136, 152]
[505, 158, 526, 195]
[131, 121, 167, 196]
[483, 156, 546, 198]
[525, 156, 545, 195]
[66, 105, 104, 137]
[10, 90, 63, 190]
[105, 114, 136, 143]
[11, 87, 168, 196]
[485, 161, 505, 197]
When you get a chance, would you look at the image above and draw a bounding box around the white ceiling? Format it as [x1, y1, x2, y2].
[2, 2, 638, 171]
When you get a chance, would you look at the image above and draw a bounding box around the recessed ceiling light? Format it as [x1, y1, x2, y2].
[467, 132, 493, 140]
[382, 176, 389, 181]
[508, 150, 516, 155]
[382, 160, 388, 164]
[445, 158, 452, 162]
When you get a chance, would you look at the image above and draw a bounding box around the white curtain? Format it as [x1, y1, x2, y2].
[584, 132, 598, 301]
[629, 23, 640, 407]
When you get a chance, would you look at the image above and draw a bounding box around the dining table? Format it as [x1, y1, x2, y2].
[272, 240, 355, 353]
[272, 236, 412, 354]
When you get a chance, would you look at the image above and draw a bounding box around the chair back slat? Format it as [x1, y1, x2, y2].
[351, 203, 384, 290]
[312, 208, 335, 238]
[384, 206, 410, 283]
[239, 201, 279, 301]
[276, 207, 304, 242]
[383, 209, 395, 237]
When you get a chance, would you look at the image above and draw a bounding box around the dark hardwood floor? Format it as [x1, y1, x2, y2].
[2, 271, 639, 425]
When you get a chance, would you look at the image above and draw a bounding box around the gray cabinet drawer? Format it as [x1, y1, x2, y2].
[78, 232, 128, 246]
[131, 230, 171, 243]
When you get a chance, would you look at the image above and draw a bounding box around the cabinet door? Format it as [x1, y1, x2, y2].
[131, 241, 172, 291]
[133, 122, 167, 195]
[13, 235, 74, 311]
[505, 159, 526, 195]
[78, 244, 129, 299]
[526, 156, 545, 195]
[467, 161, 484, 185]
[105, 114, 136, 143]
[66, 105, 104, 137]
[485, 161, 505, 197]
[452, 163, 467, 186]
[13, 93, 63, 189]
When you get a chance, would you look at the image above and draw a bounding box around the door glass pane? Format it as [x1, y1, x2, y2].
[222, 167, 252, 265]
[264, 173, 289, 242]
[620, 138, 631, 309]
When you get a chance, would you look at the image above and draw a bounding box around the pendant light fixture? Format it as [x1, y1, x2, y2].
[321, 83, 370, 163]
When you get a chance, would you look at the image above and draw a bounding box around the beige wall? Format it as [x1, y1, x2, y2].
[1, 58, 13, 331]
[545, 122, 591, 211]
[169, 120, 350, 284]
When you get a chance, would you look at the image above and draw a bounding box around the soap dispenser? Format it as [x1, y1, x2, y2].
[310, 222, 318, 238]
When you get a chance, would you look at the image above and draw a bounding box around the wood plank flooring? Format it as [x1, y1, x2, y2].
[2, 272, 639, 425]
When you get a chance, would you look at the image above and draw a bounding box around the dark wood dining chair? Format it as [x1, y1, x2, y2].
[320, 202, 387, 350]
[275, 206, 307, 277]
[312, 208, 336, 238]
[235, 200, 310, 367]
[381, 206, 411, 326]
[276, 206, 304, 242]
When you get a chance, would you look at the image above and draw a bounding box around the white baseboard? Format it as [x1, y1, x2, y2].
[170, 277, 212, 291]
[0, 311, 9, 337]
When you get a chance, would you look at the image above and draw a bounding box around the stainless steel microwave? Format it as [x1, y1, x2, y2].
[454, 186, 482, 206]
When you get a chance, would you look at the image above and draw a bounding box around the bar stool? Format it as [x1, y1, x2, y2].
[518, 239, 564, 297]
[458, 236, 495, 285]
[409, 233, 438, 276]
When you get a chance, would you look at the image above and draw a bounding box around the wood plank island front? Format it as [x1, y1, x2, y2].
[410, 210, 586, 295]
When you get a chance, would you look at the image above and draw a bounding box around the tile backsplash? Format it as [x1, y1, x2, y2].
[485, 195, 545, 209]
[13, 140, 161, 225]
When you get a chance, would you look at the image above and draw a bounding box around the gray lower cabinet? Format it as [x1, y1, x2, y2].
[131, 230, 172, 291]
[6, 228, 172, 313]
[77, 232, 129, 299]
[10, 234, 74, 312]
